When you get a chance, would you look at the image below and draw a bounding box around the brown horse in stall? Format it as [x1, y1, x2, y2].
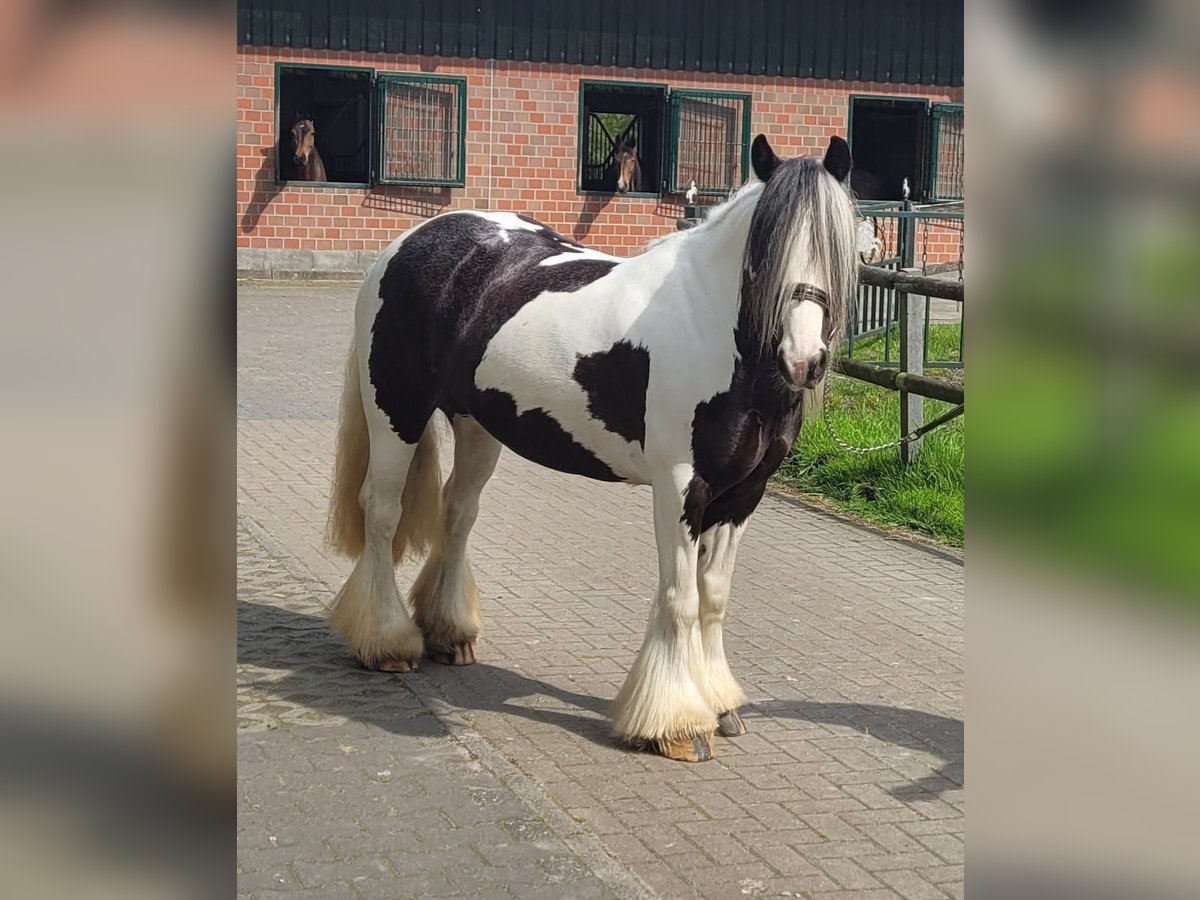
[612, 138, 642, 194]
[290, 118, 327, 182]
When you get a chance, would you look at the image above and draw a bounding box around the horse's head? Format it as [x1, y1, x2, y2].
[743, 134, 859, 392]
[291, 118, 317, 168]
[613, 139, 641, 194]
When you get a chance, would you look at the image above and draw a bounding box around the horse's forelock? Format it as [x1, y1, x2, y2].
[740, 158, 857, 358]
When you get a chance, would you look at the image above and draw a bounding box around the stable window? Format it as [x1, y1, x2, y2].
[577, 82, 750, 197]
[376, 74, 467, 187]
[848, 96, 929, 201]
[274, 65, 467, 188]
[276, 65, 373, 186]
[848, 96, 965, 203]
[666, 90, 752, 196]
[578, 82, 665, 195]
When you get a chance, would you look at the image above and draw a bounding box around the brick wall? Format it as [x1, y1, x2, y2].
[237, 47, 963, 270]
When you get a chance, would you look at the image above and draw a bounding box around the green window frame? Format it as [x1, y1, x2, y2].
[375, 73, 468, 188]
[274, 62, 375, 188]
[926, 102, 964, 201]
[272, 64, 467, 189]
[665, 90, 752, 197]
[576, 80, 667, 199]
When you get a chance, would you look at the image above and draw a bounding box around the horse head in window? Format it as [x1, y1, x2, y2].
[612, 138, 642, 194]
[289, 117, 327, 182]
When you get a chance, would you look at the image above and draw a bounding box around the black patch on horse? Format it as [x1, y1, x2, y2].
[573, 341, 650, 448]
[681, 350, 804, 540]
[473, 389, 622, 482]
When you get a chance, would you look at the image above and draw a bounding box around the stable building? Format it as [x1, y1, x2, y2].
[237, 0, 963, 278]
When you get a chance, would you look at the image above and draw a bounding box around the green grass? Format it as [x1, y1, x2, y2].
[773, 324, 965, 547]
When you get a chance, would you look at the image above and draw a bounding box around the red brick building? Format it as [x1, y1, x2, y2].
[237, 0, 963, 278]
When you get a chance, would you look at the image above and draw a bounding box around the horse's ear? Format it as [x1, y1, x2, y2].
[626, 137, 636, 150]
[823, 136, 852, 183]
[751, 134, 781, 183]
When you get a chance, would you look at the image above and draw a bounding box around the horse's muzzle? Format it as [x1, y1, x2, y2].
[780, 349, 829, 391]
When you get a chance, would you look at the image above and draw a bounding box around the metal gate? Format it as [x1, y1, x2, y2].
[849, 201, 964, 369]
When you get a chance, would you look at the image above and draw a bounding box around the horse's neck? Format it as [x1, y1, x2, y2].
[308, 149, 326, 181]
[673, 187, 761, 318]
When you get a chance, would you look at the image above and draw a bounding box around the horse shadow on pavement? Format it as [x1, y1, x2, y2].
[238, 600, 961, 796]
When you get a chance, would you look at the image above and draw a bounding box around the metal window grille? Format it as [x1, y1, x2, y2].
[927, 103, 963, 201]
[376, 74, 466, 187]
[667, 90, 750, 195]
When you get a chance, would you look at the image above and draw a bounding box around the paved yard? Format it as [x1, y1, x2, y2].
[237, 282, 964, 899]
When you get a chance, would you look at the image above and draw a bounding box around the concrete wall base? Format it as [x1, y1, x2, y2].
[238, 248, 380, 281]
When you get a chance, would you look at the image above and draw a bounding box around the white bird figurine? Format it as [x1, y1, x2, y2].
[902, 177, 911, 200]
[685, 180, 698, 204]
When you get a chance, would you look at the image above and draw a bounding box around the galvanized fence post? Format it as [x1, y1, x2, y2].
[899, 267, 926, 465]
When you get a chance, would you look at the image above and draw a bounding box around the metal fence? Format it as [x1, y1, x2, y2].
[848, 201, 964, 370]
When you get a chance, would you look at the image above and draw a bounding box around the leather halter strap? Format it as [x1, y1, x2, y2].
[789, 283, 831, 315]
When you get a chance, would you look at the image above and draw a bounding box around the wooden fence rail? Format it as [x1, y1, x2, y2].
[857, 265, 964, 303]
[833, 358, 964, 405]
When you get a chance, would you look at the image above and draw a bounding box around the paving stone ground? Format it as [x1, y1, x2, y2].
[237, 281, 964, 899]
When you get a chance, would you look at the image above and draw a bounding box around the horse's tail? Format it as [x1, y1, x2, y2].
[325, 340, 443, 562]
[326, 341, 372, 558]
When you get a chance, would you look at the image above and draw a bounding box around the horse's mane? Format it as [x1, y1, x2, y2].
[740, 157, 858, 356]
[644, 180, 763, 252]
[646, 161, 857, 359]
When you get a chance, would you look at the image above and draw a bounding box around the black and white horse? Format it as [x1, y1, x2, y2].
[327, 135, 859, 762]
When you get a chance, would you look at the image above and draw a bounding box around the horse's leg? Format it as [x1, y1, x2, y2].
[327, 336, 441, 672]
[611, 467, 716, 762]
[329, 416, 437, 671]
[411, 415, 501, 665]
[697, 522, 750, 737]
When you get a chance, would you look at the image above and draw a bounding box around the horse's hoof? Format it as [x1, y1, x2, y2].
[370, 656, 420, 673]
[716, 709, 747, 737]
[652, 734, 715, 763]
[428, 641, 476, 666]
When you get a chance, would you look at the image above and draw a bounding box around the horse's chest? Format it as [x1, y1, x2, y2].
[684, 386, 803, 537]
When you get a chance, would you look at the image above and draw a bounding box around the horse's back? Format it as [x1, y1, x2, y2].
[363, 210, 652, 481]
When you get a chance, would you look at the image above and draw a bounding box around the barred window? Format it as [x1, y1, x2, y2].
[666, 90, 751, 196]
[376, 74, 467, 187]
[927, 103, 963, 201]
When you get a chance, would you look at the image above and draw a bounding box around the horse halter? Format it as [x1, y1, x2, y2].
[790, 283, 834, 343]
[790, 283, 831, 318]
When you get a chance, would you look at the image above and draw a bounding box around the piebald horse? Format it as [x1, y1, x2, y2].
[327, 135, 859, 762]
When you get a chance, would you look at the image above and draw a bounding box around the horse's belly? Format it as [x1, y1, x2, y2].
[468, 391, 648, 484]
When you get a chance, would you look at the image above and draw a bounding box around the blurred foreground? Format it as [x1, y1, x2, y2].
[968, 0, 1200, 896]
[0, 3, 230, 897]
